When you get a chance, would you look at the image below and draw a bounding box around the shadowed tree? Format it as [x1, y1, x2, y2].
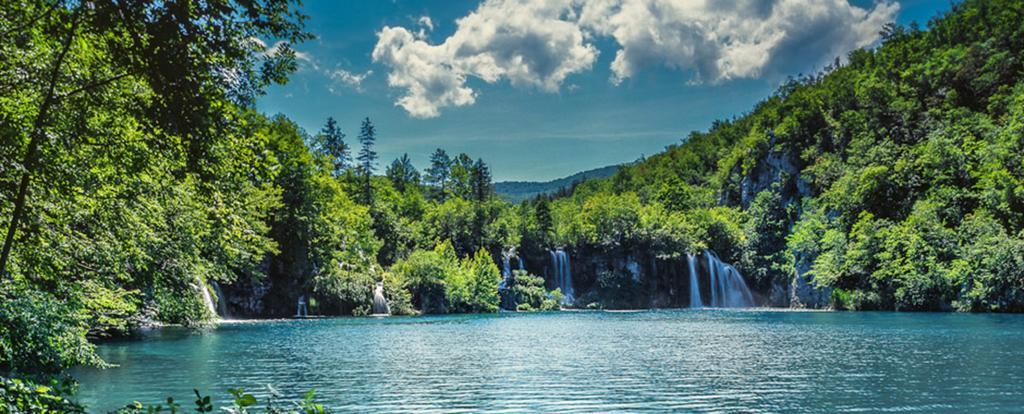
[387, 153, 420, 192]
[0, 0, 310, 278]
[356, 117, 377, 205]
[471, 158, 492, 203]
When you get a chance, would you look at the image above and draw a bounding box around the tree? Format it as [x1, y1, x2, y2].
[535, 197, 553, 241]
[426, 148, 452, 201]
[471, 158, 492, 203]
[0, 0, 309, 278]
[314, 117, 349, 176]
[450, 153, 475, 198]
[357, 117, 377, 205]
[386, 154, 420, 192]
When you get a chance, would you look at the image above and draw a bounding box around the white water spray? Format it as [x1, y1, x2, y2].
[372, 281, 390, 315]
[703, 251, 754, 307]
[549, 249, 575, 305]
[687, 253, 703, 308]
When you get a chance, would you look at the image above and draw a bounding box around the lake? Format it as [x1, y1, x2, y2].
[73, 309, 1024, 413]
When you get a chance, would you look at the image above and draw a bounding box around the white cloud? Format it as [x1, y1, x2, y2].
[580, 0, 899, 83]
[373, 0, 597, 118]
[419, 15, 434, 31]
[329, 68, 373, 92]
[373, 0, 898, 118]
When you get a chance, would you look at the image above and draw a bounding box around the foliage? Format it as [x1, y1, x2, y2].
[509, 271, 562, 311]
[113, 387, 330, 414]
[0, 282, 102, 377]
[389, 241, 501, 314]
[0, 376, 84, 414]
[541, 0, 1024, 311]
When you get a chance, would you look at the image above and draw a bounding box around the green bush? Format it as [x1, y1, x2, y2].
[112, 387, 330, 414]
[0, 283, 103, 376]
[509, 271, 562, 311]
[0, 376, 84, 414]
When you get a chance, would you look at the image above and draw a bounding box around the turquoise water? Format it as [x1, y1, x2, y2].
[74, 310, 1024, 413]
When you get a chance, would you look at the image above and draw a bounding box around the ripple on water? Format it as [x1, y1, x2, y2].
[73, 310, 1024, 413]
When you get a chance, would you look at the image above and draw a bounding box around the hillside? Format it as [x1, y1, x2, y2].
[495, 165, 620, 202]
[541, 0, 1024, 312]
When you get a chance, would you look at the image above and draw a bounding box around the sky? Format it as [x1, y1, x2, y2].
[256, 0, 955, 182]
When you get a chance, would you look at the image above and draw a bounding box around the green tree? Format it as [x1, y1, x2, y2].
[313, 117, 349, 176]
[0, 0, 309, 277]
[386, 153, 420, 192]
[425, 148, 452, 201]
[356, 117, 378, 205]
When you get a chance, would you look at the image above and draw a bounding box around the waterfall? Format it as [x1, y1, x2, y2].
[372, 282, 390, 315]
[210, 280, 230, 319]
[295, 295, 308, 317]
[502, 254, 512, 278]
[550, 249, 575, 305]
[703, 251, 754, 307]
[518, 256, 525, 271]
[499, 249, 513, 291]
[687, 253, 703, 308]
[198, 282, 217, 317]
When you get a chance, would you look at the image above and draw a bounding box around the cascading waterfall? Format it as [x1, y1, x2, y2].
[687, 253, 703, 308]
[210, 280, 230, 319]
[199, 282, 217, 317]
[549, 249, 575, 305]
[518, 256, 525, 271]
[295, 295, 308, 317]
[372, 282, 390, 315]
[499, 249, 514, 291]
[703, 250, 754, 307]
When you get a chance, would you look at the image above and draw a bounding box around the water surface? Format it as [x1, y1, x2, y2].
[74, 310, 1024, 412]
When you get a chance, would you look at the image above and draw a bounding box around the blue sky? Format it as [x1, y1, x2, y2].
[256, 0, 954, 182]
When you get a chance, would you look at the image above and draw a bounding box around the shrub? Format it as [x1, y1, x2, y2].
[0, 376, 84, 414]
[0, 283, 103, 376]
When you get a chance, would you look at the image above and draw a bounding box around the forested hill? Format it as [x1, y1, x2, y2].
[495, 165, 619, 202]
[543, 0, 1024, 312]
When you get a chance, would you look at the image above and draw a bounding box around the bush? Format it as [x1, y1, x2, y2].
[0, 283, 103, 376]
[0, 376, 84, 414]
[112, 387, 330, 414]
[389, 241, 501, 314]
[509, 271, 562, 311]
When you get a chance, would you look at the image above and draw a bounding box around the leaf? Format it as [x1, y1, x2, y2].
[238, 394, 257, 407]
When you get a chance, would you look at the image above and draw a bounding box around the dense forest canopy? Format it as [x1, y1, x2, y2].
[2, 0, 1024, 411]
[547, 0, 1024, 312]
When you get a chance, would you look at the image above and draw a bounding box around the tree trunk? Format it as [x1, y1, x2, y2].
[0, 8, 80, 279]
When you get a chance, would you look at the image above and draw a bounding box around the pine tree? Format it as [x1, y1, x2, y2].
[471, 158, 492, 203]
[535, 197, 552, 242]
[426, 148, 452, 201]
[386, 153, 420, 192]
[357, 117, 378, 205]
[316, 117, 349, 176]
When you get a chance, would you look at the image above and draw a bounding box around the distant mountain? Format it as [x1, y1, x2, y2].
[495, 165, 620, 203]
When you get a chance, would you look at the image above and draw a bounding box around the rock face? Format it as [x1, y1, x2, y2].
[520, 246, 756, 310]
[739, 134, 810, 209]
[738, 133, 835, 309]
[789, 255, 832, 309]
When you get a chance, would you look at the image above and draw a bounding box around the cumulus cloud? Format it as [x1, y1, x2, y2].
[329, 69, 373, 93]
[373, 0, 898, 118]
[372, 0, 597, 118]
[581, 0, 899, 83]
[419, 16, 434, 31]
